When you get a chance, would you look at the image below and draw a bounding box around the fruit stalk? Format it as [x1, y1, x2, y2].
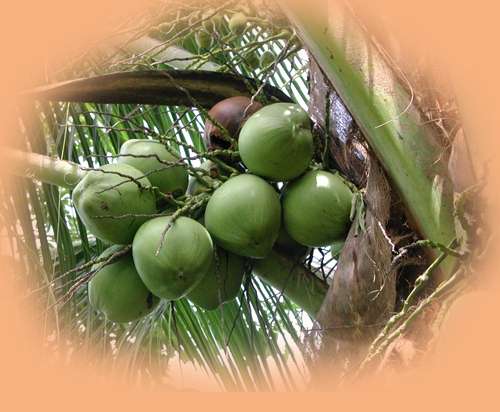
[281, 0, 457, 282]
[3, 148, 85, 189]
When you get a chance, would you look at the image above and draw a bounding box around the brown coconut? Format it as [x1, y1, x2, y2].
[204, 96, 262, 150]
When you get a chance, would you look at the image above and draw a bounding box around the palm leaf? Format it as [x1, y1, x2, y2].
[21, 70, 292, 107]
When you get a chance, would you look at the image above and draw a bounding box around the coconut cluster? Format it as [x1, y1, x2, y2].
[149, 7, 297, 74]
[77, 96, 354, 323]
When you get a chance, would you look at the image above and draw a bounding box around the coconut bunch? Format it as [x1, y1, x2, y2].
[201, 97, 354, 289]
[146, 1, 300, 73]
[75, 161, 239, 320]
[71, 95, 354, 323]
[148, 5, 256, 47]
[68, 135, 245, 321]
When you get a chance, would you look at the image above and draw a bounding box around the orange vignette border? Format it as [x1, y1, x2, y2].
[0, 0, 499, 407]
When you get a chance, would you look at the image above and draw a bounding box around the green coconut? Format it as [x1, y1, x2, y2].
[252, 250, 328, 317]
[228, 12, 247, 35]
[244, 51, 260, 70]
[204, 174, 281, 258]
[279, 28, 292, 38]
[201, 11, 215, 31]
[195, 30, 213, 49]
[117, 139, 188, 196]
[186, 160, 221, 196]
[275, 226, 309, 258]
[330, 239, 345, 258]
[277, 29, 301, 48]
[148, 26, 163, 39]
[238, 103, 314, 181]
[132, 216, 214, 300]
[188, 11, 201, 26]
[290, 34, 302, 49]
[186, 248, 246, 310]
[282, 170, 353, 247]
[259, 50, 276, 69]
[88, 246, 160, 323]
[212, 15, 224, 32]
[72, 163, 157, 245]
[201, 11, 224, 32]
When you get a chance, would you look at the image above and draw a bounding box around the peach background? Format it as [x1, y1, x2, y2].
[0, 0, 499, 404]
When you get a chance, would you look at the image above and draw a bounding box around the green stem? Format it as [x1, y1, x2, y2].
[252, 250, 328, 318]
[281, 1, 457, 282]
[3, 148, 84, 189]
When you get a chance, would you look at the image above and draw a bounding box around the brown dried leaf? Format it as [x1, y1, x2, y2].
[448, 128, 477, 193]
[316, 159, 396, 341]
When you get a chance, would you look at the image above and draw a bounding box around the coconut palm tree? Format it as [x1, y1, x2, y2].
[0, 0, 483, 390]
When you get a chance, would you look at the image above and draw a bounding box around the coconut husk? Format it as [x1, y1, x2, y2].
[317, 158, 395, 340]
[448, 128, 477, 193]
[204, 96, 262, 150]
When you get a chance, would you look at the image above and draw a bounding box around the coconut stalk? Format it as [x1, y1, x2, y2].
[3, 148, 84, 189]
[280, 0, 457, 282]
